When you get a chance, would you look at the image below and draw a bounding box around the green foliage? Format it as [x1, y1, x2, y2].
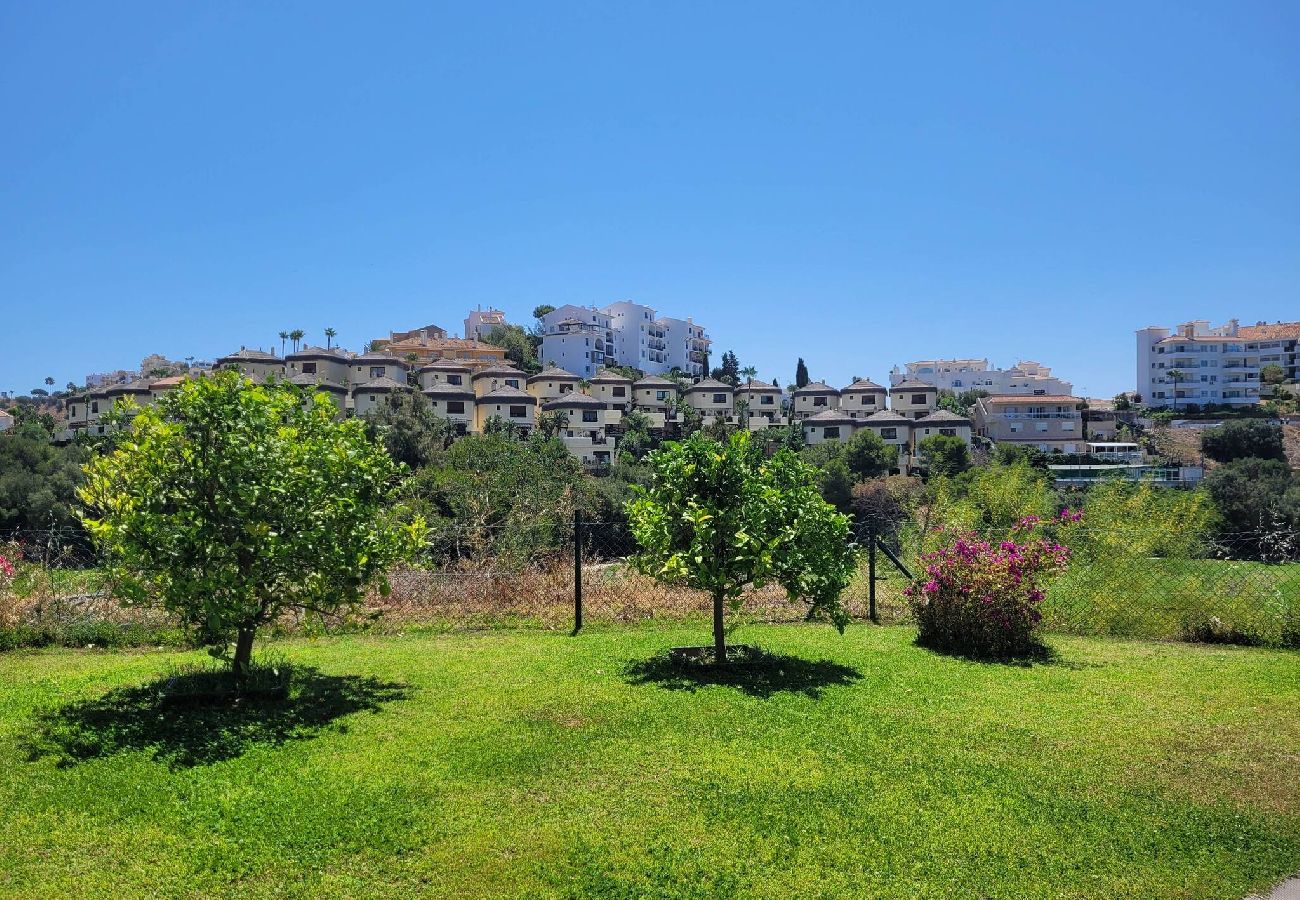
[403, 432, 587, 563]
[711, 350, 741, 386]
[360, 391, 455, 469]
[78, 371, 424, 676]
[532, 304, 556, 321]
[926, 461, 1055, 536]
[843, 428, 896, 480]
[1202, 458, 1300, 534]
[937, 389, 989, 416]
[1073, 479, 1218, 559]
[0, 427, 89, 530]
[794, 358, 810, 389]
[627, 432, 858, 659]
[818, 457, 854, 513]
[617, 409, 656, 462]
[1201, 420, 1286, 464]
[917, 434, 971, 478]
[993, 442, 1049, 469]
[483, 323, 541, 374]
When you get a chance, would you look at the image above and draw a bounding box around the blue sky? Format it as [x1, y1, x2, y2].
[2, 1, 1297, 398]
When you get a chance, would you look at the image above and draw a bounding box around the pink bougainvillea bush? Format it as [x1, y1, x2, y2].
[905, 512, 1077, 657]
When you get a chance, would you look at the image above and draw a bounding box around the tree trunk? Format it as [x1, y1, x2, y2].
[232, 626, 256, 686]
[712, 589, 727, 665]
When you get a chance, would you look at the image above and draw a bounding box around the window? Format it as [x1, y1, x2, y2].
[939, 428, 956, 437]
[1036, 422, 1048, 432]
[302, 362, 317, 374]
[509, 405, 527, 418]
[369, 395, 376, 402]
[505, 379, 520, 389]
[560, 384, 572, 393]
[369, 366, 385, 379]
[760, 395, 773, 405]
[91, 401, 99, 413]
[862, 396, 875, 405]
[1061, 421, 1075, 431]
[71, 406, 77, 417]
[1010, 423, 1023, 433]
[655, 390, 669, 401]
[613, 386, 626, 397]
[712, 393, 726, 403]
[823, 427, 840, 439]
[448, 374, 463, 385]
[912, 394, 926, 404]
[813, 396, 827, 407]
[446, 401, 465, 414]
[880, 427, 897, 440]
[579, 410, 597, 423]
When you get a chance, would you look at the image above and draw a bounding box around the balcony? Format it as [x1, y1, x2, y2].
[993, 412, 1079, 420]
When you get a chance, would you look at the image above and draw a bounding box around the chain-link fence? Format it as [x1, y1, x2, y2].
[3, 520, 1298, 648]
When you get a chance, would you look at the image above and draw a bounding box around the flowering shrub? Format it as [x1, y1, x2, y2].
[905, 513, 1076, 657]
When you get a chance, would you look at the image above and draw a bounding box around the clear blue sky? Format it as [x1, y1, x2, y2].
[3, 1, 1297, 399]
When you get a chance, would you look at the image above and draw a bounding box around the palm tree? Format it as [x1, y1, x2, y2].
[324, 327, 337, 349]
[44, 376, 54, 387]
[278, 331, 289, 355]
[1166, 369, 1185, 414]
[740, 365, 757, 383]
[289, 329, 305, 352]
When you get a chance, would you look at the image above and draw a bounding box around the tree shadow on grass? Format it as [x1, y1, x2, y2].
[913, 636, 1076, 668]
[25, 665, 410, 769]
[624, 646, 861, 699]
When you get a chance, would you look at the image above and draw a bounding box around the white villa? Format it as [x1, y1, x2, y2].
[890, 358, 1073, 396]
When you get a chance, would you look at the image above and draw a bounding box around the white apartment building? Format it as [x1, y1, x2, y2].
[890, 358, 1073, 396]
[464, 307, 507, 341]
[1136, 319, 1300, 408]
[538, 301, 710, 378]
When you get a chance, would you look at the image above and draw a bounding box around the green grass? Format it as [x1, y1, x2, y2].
[1, 626, 1298, 898]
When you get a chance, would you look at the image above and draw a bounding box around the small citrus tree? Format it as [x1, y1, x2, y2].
[627, 431, 858, 663]
[79, 371, 425, 682]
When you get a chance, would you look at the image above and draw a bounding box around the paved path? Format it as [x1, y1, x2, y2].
[1248, 876, 1300, 900]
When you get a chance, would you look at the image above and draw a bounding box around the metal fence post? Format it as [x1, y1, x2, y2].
[867, 525, 878, 624]
[573, 510, 583, 633]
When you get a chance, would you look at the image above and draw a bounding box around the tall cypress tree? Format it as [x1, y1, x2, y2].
[795, 357, 810, 388]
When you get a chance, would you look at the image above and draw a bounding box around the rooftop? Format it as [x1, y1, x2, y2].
[528, 366, 581, 383]
[794, 381, 839, 395]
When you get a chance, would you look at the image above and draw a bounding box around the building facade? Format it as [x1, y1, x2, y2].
[890, 358, 1074, 396]
[1136, 319, 1300, 408]
[538, 302, 710, 379]
[972, 395, 1084, 452]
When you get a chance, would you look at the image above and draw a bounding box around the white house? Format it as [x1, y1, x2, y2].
[891, 358, 1073, 396]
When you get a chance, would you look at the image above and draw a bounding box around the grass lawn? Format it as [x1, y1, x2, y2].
[1, 625, 1298, 899]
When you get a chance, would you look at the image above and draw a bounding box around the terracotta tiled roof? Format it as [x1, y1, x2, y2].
[542, 393, 605, 410]
[471, 365, 527, 380]
[422, 384, 475, 398]
[634, 376, 678, 387]
[352, 352, 411, 368]
[917, 409, 971, 425]
[590, 368, 634, 383]
[287, 346, 350, 361]
[735, 379, 780, 392]
[528, 366, 580, 383]
[863, 410, 912, 424]
[804, 409, 856, 425]
[352, 376, 411, 393]
[479, 386, 537, 403]
[794, 381, 839, 395]
[841, 379, 886, 392]
[685, 378, 734, 393]
[1238, 322, 1300, 340]
[891, 379, 938, 391]
[217, 348, 282, 363]
[419, 359, 472, 372]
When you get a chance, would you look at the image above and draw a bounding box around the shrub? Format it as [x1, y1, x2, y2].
[1201, 420, 1286, 464]
[906, 519, 1072, 658]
